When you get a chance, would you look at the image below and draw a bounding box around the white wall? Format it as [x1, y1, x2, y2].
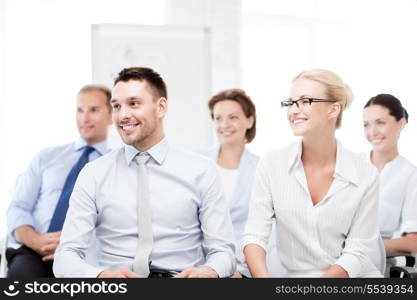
[0, 0, 5, 131]
[166, 0, 242, 92]
[0, 0, 5, 102]
[0, 0, 7, 238]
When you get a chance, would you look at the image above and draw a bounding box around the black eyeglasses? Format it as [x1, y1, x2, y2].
[281, 98, 337, 108]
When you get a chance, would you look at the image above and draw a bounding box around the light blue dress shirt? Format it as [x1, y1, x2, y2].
[53, 138, 236, 278]
[7, 139, 109, 249]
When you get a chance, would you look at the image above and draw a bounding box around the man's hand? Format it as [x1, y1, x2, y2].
[98, 269, 143, 278]
[14, 226, 61, 261]
[31, 231, 61, 261]
[39, 231, 61, 261]
[175, 265, 219, 278]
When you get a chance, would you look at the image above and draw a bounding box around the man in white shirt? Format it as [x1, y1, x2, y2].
[53, 67, 236, 278]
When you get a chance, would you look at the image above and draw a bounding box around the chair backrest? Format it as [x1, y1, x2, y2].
[390, 266, 417, 278]
[386, 252, 417, 277]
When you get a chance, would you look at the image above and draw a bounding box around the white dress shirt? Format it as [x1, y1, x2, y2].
[243, 140, 383, 277]
[53, 138, 236, 278]
[364, 152, 417, 239]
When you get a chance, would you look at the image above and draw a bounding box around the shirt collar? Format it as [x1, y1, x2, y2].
[368, 150, 401, 172]
[124, 137, 169, 166]
[287, 139, 359, 186]
[73, 138, 109, 155]
[334, 140, 359, 186]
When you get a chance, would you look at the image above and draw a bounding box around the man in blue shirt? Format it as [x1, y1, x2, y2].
[6, 84, 113, 278]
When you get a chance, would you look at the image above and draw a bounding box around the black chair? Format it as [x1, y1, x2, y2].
[387, 253, 417, 278]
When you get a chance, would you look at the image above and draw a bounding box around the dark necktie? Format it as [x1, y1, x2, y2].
[48, 146, 95, 232]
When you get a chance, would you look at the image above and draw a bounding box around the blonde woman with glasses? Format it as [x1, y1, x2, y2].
[243, 69, 384, 277]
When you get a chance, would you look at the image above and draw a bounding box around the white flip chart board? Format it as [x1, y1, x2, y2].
[92, 24, 214, 150]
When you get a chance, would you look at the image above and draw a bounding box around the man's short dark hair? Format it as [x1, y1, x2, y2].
[114, 67, 168, 100]
[78, 84, 112, 112]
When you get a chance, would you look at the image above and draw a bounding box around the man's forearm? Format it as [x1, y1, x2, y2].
[14, 225, 38, 249]
[244, 244, 268, 277]
[384, 233, 417, 254]
[322, 264, 349, 278]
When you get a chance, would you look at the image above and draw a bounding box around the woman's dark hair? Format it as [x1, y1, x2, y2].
[208, 89, 257, 143]
[364, 93, 408, 122]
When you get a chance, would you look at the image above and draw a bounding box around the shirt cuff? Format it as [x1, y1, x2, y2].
[334, 253, 362, 278]
[53, 261, 105, 278]
[400, 220, 417, 235]
[204, 253, 236, 278]
[80, 267, 106, 278]
[9, 216, 35, 238]
[242, 236, 268, 253]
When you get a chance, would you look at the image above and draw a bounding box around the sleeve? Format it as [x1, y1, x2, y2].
[53, 164, 105, 278]
[7, 151, 44, 240]
[399, 170, 417, 235]
[198, 162, 236, 278]
[334, 170, 383, 277]
[242, 155, 275, 253]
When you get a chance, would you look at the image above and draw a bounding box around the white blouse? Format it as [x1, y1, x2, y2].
[217, 166, 239, 206]
[364, 153, 417, 239]
[243, 140, 383, 277]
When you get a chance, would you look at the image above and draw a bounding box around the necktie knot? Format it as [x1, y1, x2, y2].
[135, 153, 150, 165]
[84, 146, 95, 155]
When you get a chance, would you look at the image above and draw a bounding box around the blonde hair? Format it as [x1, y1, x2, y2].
[293, 69, 353, 128]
